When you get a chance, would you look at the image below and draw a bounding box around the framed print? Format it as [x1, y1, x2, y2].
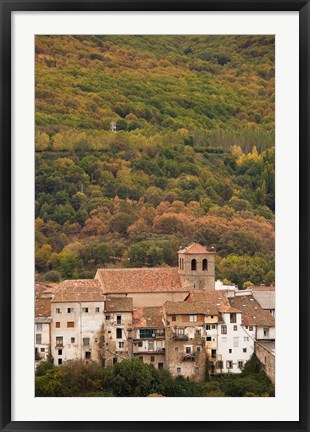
[1, 1, 309, 431]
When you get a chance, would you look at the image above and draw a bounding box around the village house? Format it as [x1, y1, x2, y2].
[50, 279, 105, 365]
[131, 306, 165, 369]
[102, 296, 133, 366]
[35, 283, 54, 363]
[246, 286, 276, 317]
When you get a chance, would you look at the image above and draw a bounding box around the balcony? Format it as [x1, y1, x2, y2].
[183, 353, 196, 361]
[173, 334, 188, 341]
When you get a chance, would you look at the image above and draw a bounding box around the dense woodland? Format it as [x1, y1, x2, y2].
[35, 35, 275, 288]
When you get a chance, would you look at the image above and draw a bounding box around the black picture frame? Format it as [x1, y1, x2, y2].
[1, 1, 309, 431]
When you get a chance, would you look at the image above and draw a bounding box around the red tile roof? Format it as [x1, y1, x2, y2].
[35, 283, 52, 318]
[164, 300, 219, 316]
[51, 279, 104, 303]
[105, 296, 133, 312]
[133, 307, 164, 328]
[95, 267, 186, 294]
[178, 242, 215, 255]
[228, 295, 275, 327]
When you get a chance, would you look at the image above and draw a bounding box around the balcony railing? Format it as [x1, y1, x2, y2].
[183, 353, 196, 361]
[173, 334, 188, 341]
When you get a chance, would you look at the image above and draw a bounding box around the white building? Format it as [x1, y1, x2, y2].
[50, 280, 105, 365]
[35, 283, 55, 363]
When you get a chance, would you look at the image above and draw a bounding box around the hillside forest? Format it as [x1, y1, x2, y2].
[35, 35, 275, 288]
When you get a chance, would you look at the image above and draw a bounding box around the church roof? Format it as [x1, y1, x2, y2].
[178, 242, 215, 255]
[95, 267, 186, 294]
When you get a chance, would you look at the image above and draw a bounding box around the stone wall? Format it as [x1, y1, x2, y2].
[255, 342, 275, 384]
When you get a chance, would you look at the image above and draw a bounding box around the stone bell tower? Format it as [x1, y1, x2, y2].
[177, 242, 215, 291]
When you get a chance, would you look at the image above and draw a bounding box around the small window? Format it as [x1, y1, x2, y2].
[212, 324, 216, 329]
[82, 307, 89, 313]
[211, 349, 216, 358]
[118, 341, 124, 349]
[244, 336, 249, 341]
[36, 323, 42, 331]
[221, 325, 227, 334]
[40, 348, 45, 353]
[85, 352, 91, 360]
[177, 367, 181, 374]
[226, 361, 233, 369]
[196, 346, 201, 352]
[95, 307, 100, 313]
[249, 326, 253, 331]
[105, 315, 110, 320]
[243, 348, 247, 353]
[206, 336, 212, 341]
[158, 363, 164, 369]
[35, 334, 42, 344]
[116, 328, 122, 339]
[210, 315, 214, 319]
[263, 327, 269, 337]
[229, 349, 232, 354]
[138, 341, 143, 347]
[230, 313, 236, 323]
[116, 315, 122, 324]
[55, 322, 60, 328]
[71, 337, 75, 343]
[56, 336, 63, 347]
[238, 361, 244, 369]
[185, 346, 191, 354]
[67, 308, 74, 313]
[58, 358, 62, 365]
[83, 337, 90, 347]
[233, 325, 237, 331]
[58, 349, 62, 356]
[150, 356, 155, 362]
[148, 341, 154, 351]
[217, 360, 223, 369]
[206, 324, 211, 330]
[175, 347, 178, 352]
[189, 315, 197, 322]
[67, 322, 74, 328]
[191, 259, 197, 271]
[55, 308, 61, 314]
[113, 357, 117, 365]
[202, 259, 208, 271]
[172, 315, 176, 322]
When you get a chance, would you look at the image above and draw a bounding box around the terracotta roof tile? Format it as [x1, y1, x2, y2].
[164, 300, 218, 316]
[178, 242, 215, 254]
[133, 307, 164, 328]
[96, 267, 186, 294]
[228, 295, 275, 327]
[51, 279, 104, 303]
[105, 296, 133, 312]
[35, 283, 52, 317]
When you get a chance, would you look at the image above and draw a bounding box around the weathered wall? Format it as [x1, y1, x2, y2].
[103, 311, 132, 366]
[255, 342, 275, 385]
[120, 291, 189, 307]
[178, 252, 215, 291]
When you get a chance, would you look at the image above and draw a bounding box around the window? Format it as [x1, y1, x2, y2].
[140, 329, 155, 339]
[116, 315, 122, 324]
[206, 336, 212, 341]
[67, 322, 74, 328]
[116, 328, 122, 339]
[55, 308, 61, 314]
[196, 346, 201, 352]
[36, 323, 42, 331]
[177, 367, 181, 374]
[206, 324, 211, 330]
[195, 329, 201, 337]
[244, 336, 249, 341]
[221, 325, 227, 334]
[113, 357, 117, 365]
[83, 337, 90, 347]
[35, 334, 42, 344]
[71, 337, 75, 343]
[82, 307, 89, 313]
[67, 307, 74, 313]
[217, 361, 223, 369]
[172, 315, 176, 322]
[233, 337, 239, 347]
[158, 363, 164, 369]
[118, 342, 124, 349]
[148, 341, 154, 351]
[210, 316, 214, 319]
[189, 315, 197, 322]
[202, 259, 208, 271]
[56, 336, 63, 347]
[105, 315, 110, 320]
[176, 328, 185, 336]
[238, 361, 244, 369]
[212, 324, 216, 329]
[191, 259, 197, 271]
[226, 361, 233, 369]
[211, 349, 216, 358]
[263, 327, 269, 337]
[243, 348, 247, 353]
[233, 325, 237, 331]
[249, 326, 253, 331]
[40, 348, 45, 352]
[229, 349, 232, 353]
[58, 358, 62, 365]
[230, 313, 236, 323]
[58, 349, 62, 355]
[150, 356, 155, 362]
[175, 347, 178, 352]
[221, 337, 227, 343]
[138, 341, 143, 347]
[55, 322, 60, 328]
[95, 307, 100, 313]
[185, 346, 191, 354]
[85, 352, 91, 360]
